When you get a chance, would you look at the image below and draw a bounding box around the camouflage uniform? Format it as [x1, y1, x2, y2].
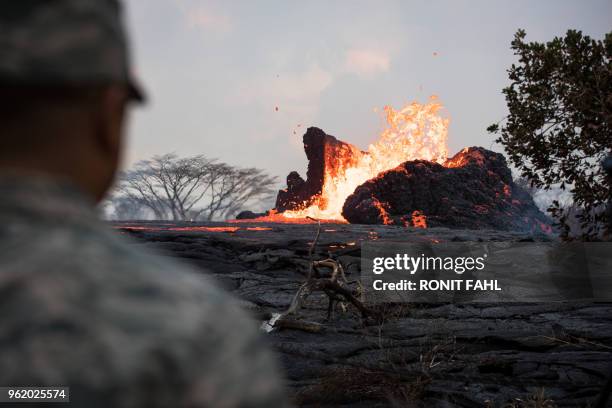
[0, 1, 289, 406]
[0, 177, 290, 407]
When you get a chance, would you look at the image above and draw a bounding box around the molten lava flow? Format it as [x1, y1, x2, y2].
[410, 210, 428, 228]
[168, 226, 240, 232]
[283, 96, 449, 221]
[228, 209, 341, 224]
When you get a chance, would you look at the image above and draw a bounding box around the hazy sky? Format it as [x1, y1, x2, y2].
[122, 0, 611, 184]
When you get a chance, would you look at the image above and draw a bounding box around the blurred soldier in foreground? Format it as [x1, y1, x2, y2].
[0, 1, 289, 407]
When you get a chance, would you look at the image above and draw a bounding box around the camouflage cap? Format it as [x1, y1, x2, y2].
[0, 0, 145, 102]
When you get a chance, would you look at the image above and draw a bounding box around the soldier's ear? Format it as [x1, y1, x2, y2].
[93, 85, 127, 159]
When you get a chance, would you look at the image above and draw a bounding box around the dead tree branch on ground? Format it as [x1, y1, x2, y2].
[278, 218, 379, 326]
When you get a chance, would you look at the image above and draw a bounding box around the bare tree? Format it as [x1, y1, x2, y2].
[111, 154, 277, 221]
[203, 166, 277, 220]
[102, 194, 151, 220]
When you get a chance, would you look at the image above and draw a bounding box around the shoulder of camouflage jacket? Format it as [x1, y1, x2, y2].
[0, 210, 289, 407]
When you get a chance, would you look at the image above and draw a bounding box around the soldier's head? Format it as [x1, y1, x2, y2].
[0, 0, 144, 202]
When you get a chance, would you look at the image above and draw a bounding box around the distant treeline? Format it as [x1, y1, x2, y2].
[103, 153, 277, 221]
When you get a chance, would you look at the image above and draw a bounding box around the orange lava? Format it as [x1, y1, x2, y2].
[411, 210, 428, 228]
[113, 226, 152, 231]
[374, 199, 392, 225]
[282, 96, 449, 222]
[503, 184, 512, 197]
[168, 226, 240, 233]
[114, 224, 277, 233]
[228, 210, 346, 224]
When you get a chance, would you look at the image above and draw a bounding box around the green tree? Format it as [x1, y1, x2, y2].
[488, 29, 612, 239]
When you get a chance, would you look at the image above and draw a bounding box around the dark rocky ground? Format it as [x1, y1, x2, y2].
[113, 221, 612, 407]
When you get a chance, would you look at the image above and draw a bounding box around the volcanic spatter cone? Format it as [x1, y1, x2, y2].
[275, 127, 550, 232]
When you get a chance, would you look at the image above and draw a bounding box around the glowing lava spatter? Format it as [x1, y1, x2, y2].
[283, 96, 449, 221]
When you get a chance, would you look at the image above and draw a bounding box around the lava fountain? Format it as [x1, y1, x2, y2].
[282, 96, 449, 221]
